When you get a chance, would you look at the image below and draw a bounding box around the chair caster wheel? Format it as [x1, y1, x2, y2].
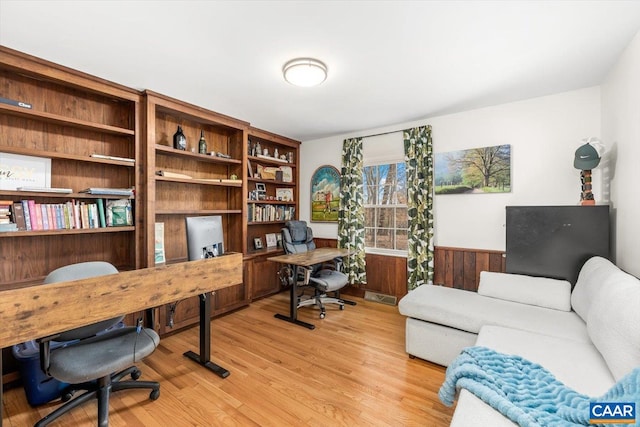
[149, 388, 160, 400]
[339, 305, 345, 310]
[131, 368, 141, 380]
[319, 312, 326, 319]
[61, 390, 74, 402]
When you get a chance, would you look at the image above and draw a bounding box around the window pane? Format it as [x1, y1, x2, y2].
[364, 207, 375, 226]
[396, 208, 408, 228]
[365, 185, 377, 204]
[365, 228, 375, 247]
[376, 207, 394, 228]
[363, 166, 376, 186]
[376, 228, 394, 249]
[395, 229, 408, 250]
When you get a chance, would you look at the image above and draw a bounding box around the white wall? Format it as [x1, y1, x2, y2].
[602, 30, 640, 277]
[301, 87, 602, 249]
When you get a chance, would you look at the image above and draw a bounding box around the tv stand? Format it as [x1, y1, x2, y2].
[183, 292, 230, 378]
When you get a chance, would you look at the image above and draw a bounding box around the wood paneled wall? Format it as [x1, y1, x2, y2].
[314, 239, 505, 300]
[433, 246, 505, 291]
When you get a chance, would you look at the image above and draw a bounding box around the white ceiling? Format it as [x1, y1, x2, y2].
[1, 1, 640, 142]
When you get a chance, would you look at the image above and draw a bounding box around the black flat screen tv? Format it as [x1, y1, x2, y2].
[185, 216, 224, 261]
[505, 206, 610, 285]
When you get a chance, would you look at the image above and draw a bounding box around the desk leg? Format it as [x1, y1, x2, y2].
[1, 349, 3, 427]
[183, 292, 230, 378]
[274, 265, 315, 330]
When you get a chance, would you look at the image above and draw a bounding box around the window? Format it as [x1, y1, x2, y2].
[363, 162, 408, 254]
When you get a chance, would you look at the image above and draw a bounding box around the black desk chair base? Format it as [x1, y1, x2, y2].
[35, 366, 159, 427]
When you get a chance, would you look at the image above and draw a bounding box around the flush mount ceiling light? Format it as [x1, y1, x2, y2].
[282, 58, 327, 87]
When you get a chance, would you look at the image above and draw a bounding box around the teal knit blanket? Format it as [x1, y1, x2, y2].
[439, 346, 640, 426]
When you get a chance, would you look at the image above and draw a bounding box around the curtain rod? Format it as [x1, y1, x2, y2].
[358, 129, 404, 140]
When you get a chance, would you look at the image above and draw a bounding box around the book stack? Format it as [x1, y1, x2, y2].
[0, 200, 17, 232]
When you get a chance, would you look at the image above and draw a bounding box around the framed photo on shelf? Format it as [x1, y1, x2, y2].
[276, 233, 283, 248]
[265, 233, 277, 248]
[253, 237, 263, 250]
[255, 182, 266, 193]
[276, 188, 294, 202]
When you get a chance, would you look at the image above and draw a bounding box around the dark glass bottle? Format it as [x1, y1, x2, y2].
[173, 125, 186, 150]
[198, 130, 207, 154]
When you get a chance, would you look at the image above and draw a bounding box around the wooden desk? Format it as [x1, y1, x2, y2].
[0, 253, 243, 426]
[268, 248, 350, 329]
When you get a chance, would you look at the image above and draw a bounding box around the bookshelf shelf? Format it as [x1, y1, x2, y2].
[0, 190, 134, 200]
[0, 146, 136, 168]
[0, 226, 135, 238]
[154, 176, 242, 187]
[0, 103, 135, 136]
[156, 209, 242, 215]
[247, 177, 296, 187]
[248, 154, 296, 168]
[155, 144, 242, 164]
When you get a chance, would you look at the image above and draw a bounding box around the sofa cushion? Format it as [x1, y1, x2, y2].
[571, 256, 618, 321]
[478, 271, 571, 311]
[398, 284, 589, 342]
[586, 269, 640, 381]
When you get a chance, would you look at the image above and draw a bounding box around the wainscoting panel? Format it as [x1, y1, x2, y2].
[313, 239, 505, 299]
[434, 246, 505, 291]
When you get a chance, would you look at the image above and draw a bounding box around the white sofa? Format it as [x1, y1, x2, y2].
[398, 256, 640, 426]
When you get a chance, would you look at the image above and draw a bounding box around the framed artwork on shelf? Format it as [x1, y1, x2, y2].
[311, 165, 340, 222]
[255, 183, 266, 193]
[265, 233, 277, 248]
[276, 188, 294, 202]
[253, 237, 263, 250]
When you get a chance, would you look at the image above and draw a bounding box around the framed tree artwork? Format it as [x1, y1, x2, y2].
[311, 165, 340, 222]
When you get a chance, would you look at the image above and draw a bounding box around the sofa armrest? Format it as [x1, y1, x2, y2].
[478, 271, 572, 311]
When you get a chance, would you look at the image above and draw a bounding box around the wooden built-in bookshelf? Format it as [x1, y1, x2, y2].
[244, 127, 300, 300]
[0, 46, 141, 288]
[142, 90, 249, 334]
[0, 46, 301, 381]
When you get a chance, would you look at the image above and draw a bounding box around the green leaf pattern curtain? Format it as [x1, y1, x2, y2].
[403, 125, 434, 290]
[338, 137, 367, 285]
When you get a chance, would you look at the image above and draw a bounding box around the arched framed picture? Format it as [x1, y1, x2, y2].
[311, 165, 340, 222]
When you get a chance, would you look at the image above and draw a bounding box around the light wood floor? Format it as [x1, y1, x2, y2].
[3, 293, 454, 426]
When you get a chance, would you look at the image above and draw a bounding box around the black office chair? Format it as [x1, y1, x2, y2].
[35, 261, 160, 427]
[280, 220, 350, 319]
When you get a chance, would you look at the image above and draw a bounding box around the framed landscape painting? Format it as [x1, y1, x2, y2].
[311, 165, 340, 222]
[435, 144, 511, 195]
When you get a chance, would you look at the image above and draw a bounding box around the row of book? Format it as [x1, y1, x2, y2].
[0, 199, 133, 232]
[248, 204, 295, 223]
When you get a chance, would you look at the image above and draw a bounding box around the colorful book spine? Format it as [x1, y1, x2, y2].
[27, 200, 38, 230]
[12, 202, 26, 230]
[22, 200, 32, 230]
[40, 204, 49, 230]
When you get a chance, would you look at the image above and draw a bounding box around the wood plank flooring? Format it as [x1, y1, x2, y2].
[2, 293, 454, 426]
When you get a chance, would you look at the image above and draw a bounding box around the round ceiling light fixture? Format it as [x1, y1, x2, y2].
[283, 58, 327, 87]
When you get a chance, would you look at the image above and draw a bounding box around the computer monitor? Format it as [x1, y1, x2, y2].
[185, 215, 224, 260]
